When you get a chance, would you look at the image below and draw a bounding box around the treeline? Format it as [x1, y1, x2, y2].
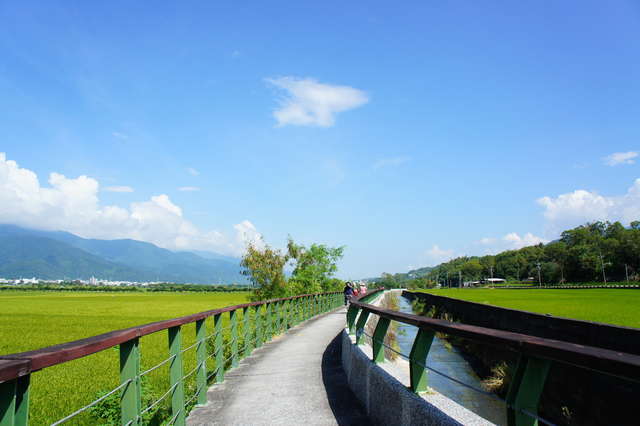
[0, 282, 250, 292]
[240, 238, 345, 300]
[376, 221, 640, 288]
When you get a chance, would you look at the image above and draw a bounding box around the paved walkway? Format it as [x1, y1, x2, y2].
[187, 307, 369, 426]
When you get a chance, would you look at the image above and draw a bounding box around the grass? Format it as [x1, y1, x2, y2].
[418, 288, 640, 328]
[0, 291, 251, 425]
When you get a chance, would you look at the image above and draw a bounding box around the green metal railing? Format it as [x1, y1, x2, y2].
[346, 291, 640, 426]
[0, 291, 343, 426]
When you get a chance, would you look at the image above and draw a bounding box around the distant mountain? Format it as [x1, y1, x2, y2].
[366, 266, 434, 283]
[0, 225, 248, 284]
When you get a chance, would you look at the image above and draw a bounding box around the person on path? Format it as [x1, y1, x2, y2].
[343, 282, 354, 305]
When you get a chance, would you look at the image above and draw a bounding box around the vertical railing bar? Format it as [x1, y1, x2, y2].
[254, 305, 263, 348]
[230, 310, 238, 368]
[372, 317, 391, 363]
[0, 379, 16, 426]
[213, 314, 224, 384]
[120, 337, 141, 426]
[14, 374, 29, 426]
[195, 319, 207, 406]
[168, 327, 185, 426]
[409, 329, 435, 393]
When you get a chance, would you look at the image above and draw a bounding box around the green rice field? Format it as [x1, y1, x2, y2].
[419, 288, 640, 328]
[0, 291, 251, 425]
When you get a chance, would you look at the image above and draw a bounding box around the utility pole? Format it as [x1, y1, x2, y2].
[625, 264, 629, 283]
[536, 262, 542, 287]
[459, 270, 462, 288]
[599, 252, 607, 284]
[446, 271, 449, 288]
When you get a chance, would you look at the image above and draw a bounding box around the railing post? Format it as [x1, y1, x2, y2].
[273, 302, 280, 334]
[305, 296, 310, 320]
[13, 375, 29, 426]
[292, 299, 298, 325]
[346, 305, 359, 335]
[1, 374, 31, 426]
[409, 329, 435, 393]
[120, 337, 141, 426]
[372, 317, 391, 363]
[230, 310, 239, 368]
[283, 300, 290, 330]
[168, 327, 185, 426]
[213, 314, 224, 383]
[195, 319, 207, 406]
[355, 311, 370, 345]
[265, 303, 272, 341]
[0, 379, 16, 426]
[506, 355, 551, 426]
[254, 305, 263, 348]
[242, 307, 251, 357]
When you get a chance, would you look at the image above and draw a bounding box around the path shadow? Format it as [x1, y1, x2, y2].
[321, 332, 370, 426]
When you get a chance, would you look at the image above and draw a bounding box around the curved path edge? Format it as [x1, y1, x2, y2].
[187, 307, 369, 426]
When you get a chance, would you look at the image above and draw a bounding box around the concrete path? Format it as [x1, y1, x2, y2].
[187, 307, 369, 426]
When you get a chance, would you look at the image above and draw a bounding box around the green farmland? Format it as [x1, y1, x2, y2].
[419, 289, 640, 328]
[0, 291, 251, 425]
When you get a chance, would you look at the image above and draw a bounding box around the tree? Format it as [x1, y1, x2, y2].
[240, 241, 289, 301]
[240, 237, 345, 301]
[545, 241, 568, 283]
[461, 258, 483, 280]
[286, 238, 344, 294]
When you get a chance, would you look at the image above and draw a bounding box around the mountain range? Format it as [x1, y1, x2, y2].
[0, 225, 248, 284]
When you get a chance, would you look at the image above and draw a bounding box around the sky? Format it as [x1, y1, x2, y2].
[1, 1, 639, 279]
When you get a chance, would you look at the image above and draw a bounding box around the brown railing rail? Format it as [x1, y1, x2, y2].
[0, 291, 343, 426]
[345, 290, 640, 426]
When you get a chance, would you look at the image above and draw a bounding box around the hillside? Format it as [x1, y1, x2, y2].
[0, 225, 248, 284]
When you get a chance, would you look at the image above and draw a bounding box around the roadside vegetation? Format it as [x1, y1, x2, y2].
[0, 291, 250, 425]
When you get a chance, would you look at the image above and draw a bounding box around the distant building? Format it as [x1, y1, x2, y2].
[482, 278, 506, 284]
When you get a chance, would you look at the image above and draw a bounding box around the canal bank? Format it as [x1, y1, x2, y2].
[404, 290, 640, 425]
[394, 294, 505, 425]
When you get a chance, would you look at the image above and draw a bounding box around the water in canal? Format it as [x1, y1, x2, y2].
[395, 295, 506, 425]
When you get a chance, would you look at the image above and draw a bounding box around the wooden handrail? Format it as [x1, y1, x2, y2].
[351, 300, 640, 383]
[0, 291, 341, 382]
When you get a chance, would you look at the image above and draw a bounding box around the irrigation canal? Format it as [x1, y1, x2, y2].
[396, 295, 506, 425]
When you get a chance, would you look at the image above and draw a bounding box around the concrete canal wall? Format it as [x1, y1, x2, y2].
[340, 291, 494, 426]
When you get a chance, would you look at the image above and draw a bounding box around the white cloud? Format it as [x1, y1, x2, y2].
[538, 178, 640, 235]
[425, 245, 454, 265]
[603, 151, 638, 166]
[178, 186, 200, 192]
[476, 232, 547, 254]
[503, 232, 547, 249]
[266, 77, 368, 127]
[233, 220, 264, 250]
[373, 156, 410, 170]
[0, 153, 257, 256]
[187, 167, 199, 176]
[104, 186, 134, 193]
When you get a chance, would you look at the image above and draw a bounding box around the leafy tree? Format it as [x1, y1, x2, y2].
[240, 237, 344, 300]
[286, 238, 344, 294]
[240, 242, 289, 301]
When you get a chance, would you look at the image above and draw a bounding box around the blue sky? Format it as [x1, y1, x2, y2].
[1, 1, 639, 278]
